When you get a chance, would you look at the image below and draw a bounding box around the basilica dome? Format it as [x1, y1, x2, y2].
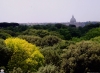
[70, 15, 76, 23]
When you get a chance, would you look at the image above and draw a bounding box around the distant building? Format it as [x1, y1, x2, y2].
[19, 15, 100, 26]
[70, 15, 76, 24]
[66, 15, 86, 27]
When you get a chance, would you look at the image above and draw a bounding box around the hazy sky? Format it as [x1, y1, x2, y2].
[0, 0, 100, 23]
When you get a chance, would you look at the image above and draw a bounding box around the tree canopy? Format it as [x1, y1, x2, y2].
[0, 23, 100, 73]
[4, 38, 44, 72]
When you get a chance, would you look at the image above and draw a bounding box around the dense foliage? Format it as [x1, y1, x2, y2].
[5, 38, 44, 72]
[61, 41, 100, 73]
[0, 22, 100, 73]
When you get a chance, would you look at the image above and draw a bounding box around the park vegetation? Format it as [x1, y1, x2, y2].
[0, 22, 100, 73]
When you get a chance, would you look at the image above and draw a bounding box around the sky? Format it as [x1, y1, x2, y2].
[0, 0, 100, 23]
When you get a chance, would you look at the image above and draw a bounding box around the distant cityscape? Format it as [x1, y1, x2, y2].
[20, 15, 100, 27]
[66, 15, 100, 27]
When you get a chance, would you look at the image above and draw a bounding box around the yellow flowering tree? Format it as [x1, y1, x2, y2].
[5, 38, 44, 72]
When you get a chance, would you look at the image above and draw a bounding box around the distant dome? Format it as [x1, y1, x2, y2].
[70, 15, 76, 23]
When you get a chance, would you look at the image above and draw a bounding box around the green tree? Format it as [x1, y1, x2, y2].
[41, 35, 61, 46]
[49, 31, 64, 39]
[83, 27, 100, 40]
[18, 35, 41, 46]
[81, 23, 100, 34]
[9, 67, 23, 73]
[36, 30, 49, 38]
[61, 41, 100, 73]
[58, 29, 71, 40]
[40, 48, 61, 66]
[0, 33, 11, 39]
[91, 36, 100, 43]
[71, 37, 82, 42]
[37, 64, 59, 73]
[0, 39, 12, 67]
[22, 29, 49, 38]
[68, 27, 81, 38]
